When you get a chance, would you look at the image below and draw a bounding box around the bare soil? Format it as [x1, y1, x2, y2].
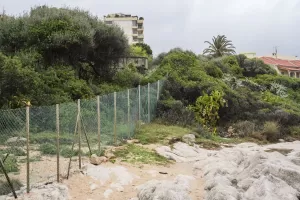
[63, 161, 204, 200]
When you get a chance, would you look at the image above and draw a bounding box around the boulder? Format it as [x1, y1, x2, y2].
[104, 150, 116, 159]
[136, 176, 192, 200]
[90, 154, 108, 165]
[6, 137, 27, 146]
[279, 139, 285, 143]
[182, 134, 195, 145]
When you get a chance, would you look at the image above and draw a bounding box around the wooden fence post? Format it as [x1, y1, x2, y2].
[127, 89, 130, 137]
[26, 105, 30, 193]
[157, 80, 160, 101]
[97, 96, 101, 153]
[77, 99, 81, 169]
[148, 83, 150, 123]
[114, 92, 117, 145]
[56, 104, 60, 183]
[138, 85, 141, 122]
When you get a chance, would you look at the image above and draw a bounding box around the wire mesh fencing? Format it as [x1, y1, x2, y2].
[0, 79, 164, 195]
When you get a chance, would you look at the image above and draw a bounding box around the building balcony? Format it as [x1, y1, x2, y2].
[138, 34, 144, 39]
[132, 26, 138, 29]
[138, 19, 144, 24]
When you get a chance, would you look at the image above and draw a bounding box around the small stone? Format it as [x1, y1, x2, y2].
[279, 139, 285, 143]
[127, 139, 140, 144]
[90, 154, 108, 165]
[182, 134, 195, 145]
[104, 189, 113, 199]
[90, 183, 99, 191]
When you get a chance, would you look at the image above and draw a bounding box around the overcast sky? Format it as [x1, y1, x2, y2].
[2, 0, 300, 56]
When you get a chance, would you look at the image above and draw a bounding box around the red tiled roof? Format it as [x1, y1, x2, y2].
[260, 57, 300, 70]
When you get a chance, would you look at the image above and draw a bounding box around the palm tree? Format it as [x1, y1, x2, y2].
[203, 35, 236, 57]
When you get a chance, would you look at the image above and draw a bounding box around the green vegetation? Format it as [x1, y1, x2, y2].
[39, 143, 57, 155]
[114, 144, 170, 165]
[0, 179, 23, 195]
[0, 5, 298, 149]
[262, 121, 280, 142]
[148, 46, 300, 142]
[189, 90, 226, 133]
[0, 155, 19, 173]
[60, 147, 84, 158]
[0, 6, 133, 109]
[135, 123, 191, 145]
[0, 147, 26, 156]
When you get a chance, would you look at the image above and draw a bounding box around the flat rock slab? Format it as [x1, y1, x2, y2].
[157, 141, 300, 200]
[1, 184, 69, 200]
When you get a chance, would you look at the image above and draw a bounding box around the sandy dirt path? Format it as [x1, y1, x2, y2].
[63, 161, 204, 200]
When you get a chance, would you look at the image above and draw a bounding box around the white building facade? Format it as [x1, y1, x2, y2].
[104, 13, 144, 45]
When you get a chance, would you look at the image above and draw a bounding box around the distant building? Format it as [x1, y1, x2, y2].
[242, 52, 257, 59]
[260, 57, 300, 78]
[104, 13, 144, 45]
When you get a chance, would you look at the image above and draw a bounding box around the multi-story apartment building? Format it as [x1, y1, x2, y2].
[104, 13, 144, 45]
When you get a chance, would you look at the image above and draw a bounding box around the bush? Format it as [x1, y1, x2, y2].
[203, 63, 223, 78]
[288, 126, 300, 138]
[0, 155, 19, 173]
[60, 147, 83, 158]
[2, 147, 26, 156]
[0, 179, 23, 195]
[156, 99, 195, 126]
[39, 143, 57, 155]
[263, 121, 280, 142]
[233, 121, 255, 137]
[193, 125, 213, 139]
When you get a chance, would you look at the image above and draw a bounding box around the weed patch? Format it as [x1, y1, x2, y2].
[135, 123, 191, 145]
[114, 144, 170, 165]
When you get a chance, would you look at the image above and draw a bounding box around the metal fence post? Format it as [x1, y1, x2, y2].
[77, 99, 81, 169]
[97, 96, 101, 154]
[114, 92, 117, 145]
[148, 83, 150, 123]
[157, 80, 160, 101]
[26, 105, 30, 193]
[56, 104, 60, 183]
[127, 89, 130, 137]
[138, 85, 141, 122]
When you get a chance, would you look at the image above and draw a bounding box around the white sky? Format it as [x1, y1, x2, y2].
[1, 0, 300, 56]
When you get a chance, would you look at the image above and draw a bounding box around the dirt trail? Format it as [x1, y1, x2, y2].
[63, 161, 204, 200]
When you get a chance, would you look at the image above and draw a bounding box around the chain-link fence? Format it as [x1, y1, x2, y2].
[0, 80, 164, 196]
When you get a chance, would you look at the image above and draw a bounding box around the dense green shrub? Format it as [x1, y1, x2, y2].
[39, 143, 57, 155]
[263, 121, 280, 142]
[60, 147, 81, 158]
[203, 63, 223, 78]
[190, 91, 226, 132]
[233, 121, 255, 137]
[0, 155, 19, 173]
[0, 147, 26, 156]
[156, 99, 195, 127]
[236, 55, 277, 77]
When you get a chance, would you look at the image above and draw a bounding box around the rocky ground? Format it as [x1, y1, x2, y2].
[1, 137, 300, 200]
[156, 140, 300, 200]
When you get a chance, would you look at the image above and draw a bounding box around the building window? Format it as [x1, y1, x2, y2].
[281, 72, 284, 75]
[132, 20, 137, 26]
